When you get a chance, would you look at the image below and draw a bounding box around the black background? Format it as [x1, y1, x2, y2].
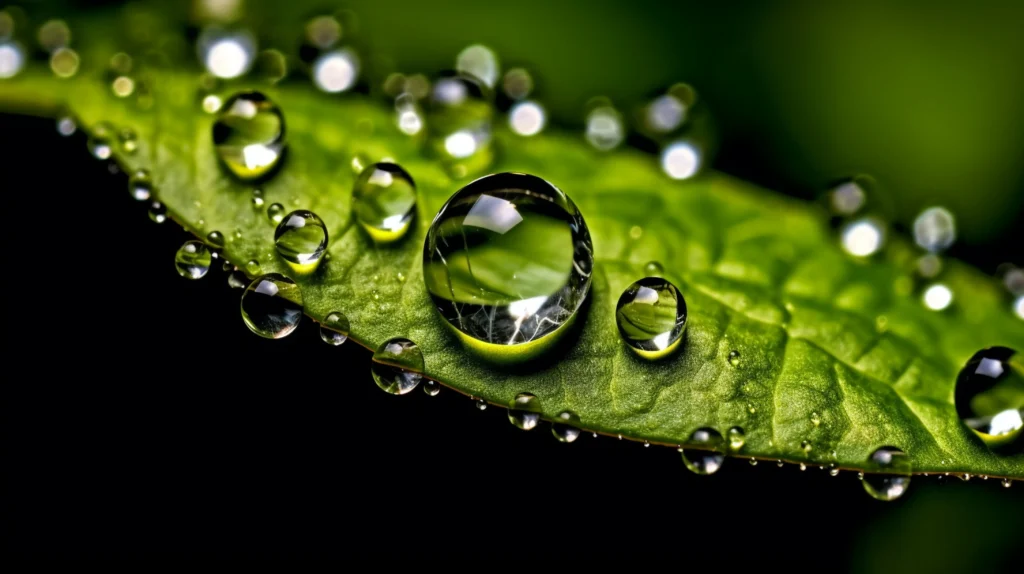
[1, 115, 1022, 564]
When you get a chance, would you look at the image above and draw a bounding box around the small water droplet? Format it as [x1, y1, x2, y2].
[862, 446, 911, 502]
[727, 426, 745, 451]
[585, 100, 624, 151]
[728, 350, 741, 367]
[643, 261, 664, 276]
[1003, 478, 1013, 488]
[118, 128, 138, 153]
[508, 392, 542, 430]
[56, 115, 76, 136]
[801, 440, 813, 454]
[826, 175, 875, 217]
[955, 346, 1023, 451]
[50, 47, 80, 78]
[682, 428, 725, 475]
[213, 91, 285, 180]
[501, 67, 533, 100]
[148, 201, 167, 223]
[841, 217, 886, 258]
[829, 464, 840, 477]
[206, 230, 225, 249]
[423, 173, 593, 354]
[425, 71, 493, 174]
[747, 403, 757, 415]
[810, 412, 821, 427]
[474, 398, 488, 411]
[0, 40, 26, 79]
[615, 277, 687, 360]
[240, 274, 303, 339]
[88, 123, 114, 160]
[749, 458, 758, 466]
[252, 189, 265, 208]
[174, 241, 211, 279]
[509, 100, 546, 137]
[312, 47, 360, 93]
[922, 283, 954, 311]
[274, 210, 328, 274]
[913, 206, 956, 253]
[352, 162, 416, 242]
[859, 472, 865, 480]
[423, 380, 440, 397]
[319, 311, 350, 346]
[629, 225, 643, 240]
[245, 259, 260, 275]
[198, 27, 255, 79]
[661, 139, 702, 180]
[552, 411, 581, 443]
[396, 272, 406, 283]
[267, 203, 285, 224]
[777, 460, 784, 467]
[960, 473, 972, 482]
[227, 270, 248, 289]
[591, 432, 598, 438]
[128, 169, 153, 201]
[371, 338, 424, 395]
[456, 44, 499, 88]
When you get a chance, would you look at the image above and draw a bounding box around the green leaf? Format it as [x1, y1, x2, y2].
[2, 10, 1021, 480]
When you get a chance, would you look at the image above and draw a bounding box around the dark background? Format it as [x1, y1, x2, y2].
[1, 116, 1022, 564]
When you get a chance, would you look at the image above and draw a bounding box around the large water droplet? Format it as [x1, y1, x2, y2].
[371, 338, 424, 395]
[727, 426, 746, 451]
[425, 71, 493, 174]
[320, 311, 350, 346]
[552, 411, 581, 443]
[423, 173, 593, 357]
[274, 210, 328, 274]
[174, 241, 211, 279]
[913, 206, 956, 253]
[862, 446, 911, 501]
[213, 91, 285, 180]
[508, 392, 542, 430]
[615, 277, 687, 360]
[128, 169, 153, 201]
[240, 273, 304, 339]
[352, 162, 416, 242]
[955, 347, 1023, 451]
[681, 428, 725, 475]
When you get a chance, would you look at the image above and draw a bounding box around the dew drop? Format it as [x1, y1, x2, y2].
[174, 241, 211, 279]
[56, 115, 76, 136]
[274, 210, 328, 274]
[829, 466, 840, 477]
[727, 426, 746, 451]
[661, 140, 702, 180]
[826, 175, 875, 217]
[425, 71, 493, 173]
[128, 169, 153, 201]
[198, 27, 255, 79]
[922, 283, 954, 311]
[862, 446, 911, 501]
[552, 411, 581, 443]
[799, 463, 807, 471]
[474, 398, 488, 411]
[227, 270, 248, 289]
[455, 44, 499, 88]
[0, 40, 25, 79]
[841, 217, 886, 258]
[954, 346, 1023, 451]
[371, 338, 424, 395]
[747, 403, 757, 415]
[352, 162, 416, 242]
[118, 128, 138, 154]
[312, 48, 360, 93]
[913, 206, 956, 253]
[810, 412, 821, 427]
[728, 350, 741, 367]
[777, 460, 784, 468]
[245, 259, 260, 275]
[858, 472, 865, 480]
[423, 380, 441, 397]
[88, 123, 114, 160]
[148, 201, 167, 224]
[267, 203, 285, 224]
[681, 428, 725, 475]
[749, 458, 758, 466]
[423, 173, 593, 356]
[585, 101, 624, 151]
[1003, 478, 1013, 488]
[502, 67, 533, 100]
[319, 311, 350, 346]
[615, 277, 687, 360]
[508, 392, 542, 430]
[801, 440, 813, 454]
[213, 91, 286, 180]
[644, 261, 664, 276]
[50, 47, 79, 78]
[206, 230, 225, 249]
[240, 274, 303, 339]
[252, 189, 265, 208]
[508, 100, 546, 137]
[644, 84, 696, 134]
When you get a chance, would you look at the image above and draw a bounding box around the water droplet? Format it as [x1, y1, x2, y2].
[213, 91, 285, 180]
[319, 311, 350, 346]
[727, 426, 746, 451]
[474, 398, 488, 411]
[749, 458, 758, 466]
[502, 67, 533, 100]
[174, 241, 211, 279]
[267, 203, 285, 224]
[509, 100, 546, 137]
[202, 95, 222, 114]
[198, 27, 255, 79]
[0, 41, 26, 79]
[810, 412, 821, 427]
[56, 115, 76, 136]
[1003, 478, 1013, 488]
[922, 283, 954, 311]
[592, 432, 598, 438]
[371, 338, 424, 395]
[799, 463, 808, 471]
[801, 440, 813, 454]
[88, 123, 114, 160]
[206, 230, 225, 249]
[423, 380, 441, 397]
[252, 189, 265, 208]
[841, 217, 886, 257]
[644, 261, 664, 276]
[128, 169, 153, 201]
[240, 273, 304, 339]
[148, 201, 167, 223]
[728, 350, 741, 367]
[111, 76, 135, 98]
[394, 93, 424, 136]
[615, 277, 687, 360]
[508, 392, 542, 430]
[661, 140, 702, 180]
[352, 162, 417, 242]
[585, 100, 624, 151]
[302, 14, 342, 52]
[961, 473, 972, 482]
[425, 71, 493, 172]
[643, 441, 651, 448]
[777, 460, 784, 467]
[913, 206, 956, 253]
[826, 175, 875, 217]
[955, 346, 1023, 450]
[747, 403, 757, 415]
[644, 83, 696, 134]
[862, 446, 911, 501]
[245, 259, 260, 276]
[681, 428, 725, 475]
[118, 128, 138, 153]
[552, 411, 581, 443]
[829, 465, 840, 477]
[50, 47, 79, 78]
[858, 472, 865, 480]
[423, 173, 593, 356]
[274, 210, 328, 274]
[312, 48, 360, 93]
[456, 44, 499, 88]
[227, 270, 248, 289]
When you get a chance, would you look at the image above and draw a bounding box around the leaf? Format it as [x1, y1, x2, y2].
[2, 9, 1021, 480]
